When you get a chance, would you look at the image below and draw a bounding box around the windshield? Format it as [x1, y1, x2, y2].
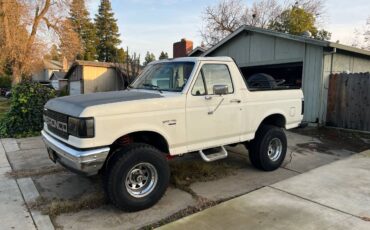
[131, 62, 195, 92]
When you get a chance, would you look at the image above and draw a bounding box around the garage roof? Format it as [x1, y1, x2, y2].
[202, 25, 370, 58]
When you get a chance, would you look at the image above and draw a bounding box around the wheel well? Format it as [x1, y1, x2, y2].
[260, 114, 286, 128]
[111, 131, 169, 154]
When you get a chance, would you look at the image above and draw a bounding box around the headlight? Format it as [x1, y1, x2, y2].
[68, 117, 94, 138]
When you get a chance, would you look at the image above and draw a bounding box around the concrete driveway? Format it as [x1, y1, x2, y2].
[159, 150, 370, 230]
[0, 127, 369, 229]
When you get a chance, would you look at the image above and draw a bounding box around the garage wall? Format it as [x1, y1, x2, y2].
[68, 66, 83, 95]
[209, 32, 305, 67]
[320, 52, 370, 123]
[302, 45, 324, 123]
[83, 66, 119, 94]
[206, 32, 324, 123]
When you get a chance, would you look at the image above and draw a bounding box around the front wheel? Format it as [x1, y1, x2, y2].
[248, 125, 287, 171]
[105, 143, 170, 211]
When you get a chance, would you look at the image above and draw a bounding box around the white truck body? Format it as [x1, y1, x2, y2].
[42, 56, 303, 211]
[43, 57, 302, 158]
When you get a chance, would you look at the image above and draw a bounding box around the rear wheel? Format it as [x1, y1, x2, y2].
[248, 125, 287, 171]
[105, 143, 170, 211]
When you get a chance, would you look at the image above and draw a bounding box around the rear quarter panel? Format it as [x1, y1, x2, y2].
[240, 89, 303, 141]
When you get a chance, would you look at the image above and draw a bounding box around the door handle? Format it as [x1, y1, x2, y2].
[230, 99, 241, 103]
[205, 95, 212, 100]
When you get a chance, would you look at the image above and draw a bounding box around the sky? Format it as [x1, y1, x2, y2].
[87, 0, 370, 60]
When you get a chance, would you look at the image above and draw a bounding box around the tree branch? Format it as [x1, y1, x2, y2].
[25, 0, 51, 56]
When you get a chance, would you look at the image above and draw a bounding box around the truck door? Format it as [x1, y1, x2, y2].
[186, 63, 242, 151]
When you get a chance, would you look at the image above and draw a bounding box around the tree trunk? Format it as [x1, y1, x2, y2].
[11, 63, 21, 85]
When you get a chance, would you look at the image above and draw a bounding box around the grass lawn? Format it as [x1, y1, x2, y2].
[0, 97, 10, 119]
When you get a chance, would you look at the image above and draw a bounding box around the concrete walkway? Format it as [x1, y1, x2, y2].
[159, 150, 370, 230]
[0, 140, 54, 230]
[0, 141, 36, 229]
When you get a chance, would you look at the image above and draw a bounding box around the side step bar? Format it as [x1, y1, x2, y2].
[199, 146, 228, 162]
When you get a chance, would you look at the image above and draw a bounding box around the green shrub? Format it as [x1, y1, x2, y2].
[0, 82, 56, 138]
[0, 75, 12, 88]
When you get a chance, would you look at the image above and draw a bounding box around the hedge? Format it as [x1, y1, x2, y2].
[0, 82, 56, 138]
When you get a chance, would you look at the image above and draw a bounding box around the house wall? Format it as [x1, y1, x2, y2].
[206, 32, 324, 123]
[32, 70, 45, 82]
[82, 66, 119, 94]
[33, 69, 60, 82]
[320, 52, 370, 123]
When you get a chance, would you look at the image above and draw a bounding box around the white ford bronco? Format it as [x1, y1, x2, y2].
[42, 57, 303, 211]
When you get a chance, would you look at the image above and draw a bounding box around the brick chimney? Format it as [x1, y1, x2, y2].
[173, 38, 193, 58]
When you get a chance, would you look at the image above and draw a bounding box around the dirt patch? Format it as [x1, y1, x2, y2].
[29, 175, 106, 218]
[292, 127, 370, 153]
[29, 191, 107, 218]
[169, 154, 245, 190]
[7, 166, 66, 179]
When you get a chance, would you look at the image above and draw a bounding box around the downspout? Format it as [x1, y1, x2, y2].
[321, 47, 336, 125]
[329, 47, 337, 75]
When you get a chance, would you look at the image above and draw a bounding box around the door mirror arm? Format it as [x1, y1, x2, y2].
[208, 97, 224, 115]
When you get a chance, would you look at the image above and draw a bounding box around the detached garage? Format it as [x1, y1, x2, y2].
[195, 25, 370, 124]
[64, 61, 128, 95]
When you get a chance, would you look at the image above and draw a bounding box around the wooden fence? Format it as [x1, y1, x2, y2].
[326, 73, 370, 131]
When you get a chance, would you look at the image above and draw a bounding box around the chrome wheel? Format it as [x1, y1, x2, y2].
[267, 138, 282, 161]
[125, 163, 158, 198]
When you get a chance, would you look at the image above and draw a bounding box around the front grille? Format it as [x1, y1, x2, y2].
[43, 109, 69, 139]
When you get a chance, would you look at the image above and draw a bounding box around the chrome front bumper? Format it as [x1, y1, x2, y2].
[41, 130, 110, 176]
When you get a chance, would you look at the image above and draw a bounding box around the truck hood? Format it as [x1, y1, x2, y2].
[45, 90, 163, 117]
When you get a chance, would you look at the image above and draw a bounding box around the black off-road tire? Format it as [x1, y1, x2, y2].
[248, 125, 287, 171]
[104, 143, 170, 211]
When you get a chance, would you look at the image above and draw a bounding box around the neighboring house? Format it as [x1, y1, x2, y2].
[50, 71, 67, 90]
[32, 58, 68, 82]
[64, 60, 129, 95]
[188, 46, 206, 57]
[180, 25, 370, 124]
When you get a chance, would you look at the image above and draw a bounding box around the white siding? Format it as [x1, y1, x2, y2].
[69, 81, 81, 95]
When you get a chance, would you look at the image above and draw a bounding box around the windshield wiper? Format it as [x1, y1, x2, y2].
[143, 84, 163, 93]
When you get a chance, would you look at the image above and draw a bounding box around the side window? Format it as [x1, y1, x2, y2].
[202, 64, 234, 94]
[191, 72, 206, 96]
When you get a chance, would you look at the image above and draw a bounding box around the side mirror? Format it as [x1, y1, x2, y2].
[213, 85, 228, 95]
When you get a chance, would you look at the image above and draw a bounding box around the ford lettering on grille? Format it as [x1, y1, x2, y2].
[43, 109, 69, 139]
[44, 116, 68, 132]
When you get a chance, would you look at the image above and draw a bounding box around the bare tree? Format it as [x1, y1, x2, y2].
[351, 16, 370, 51]
[201, 0, 245, 46]
[201, 0, 283, 46]
[292, 0, 326, 17]
[200, 0, 327, 47]
[364, 16, 370, 50]
[242, 0, 282, 29]
[125, 47, 141, 82]
[0, 0, 78, 84]
[56, 19, 82, 62]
